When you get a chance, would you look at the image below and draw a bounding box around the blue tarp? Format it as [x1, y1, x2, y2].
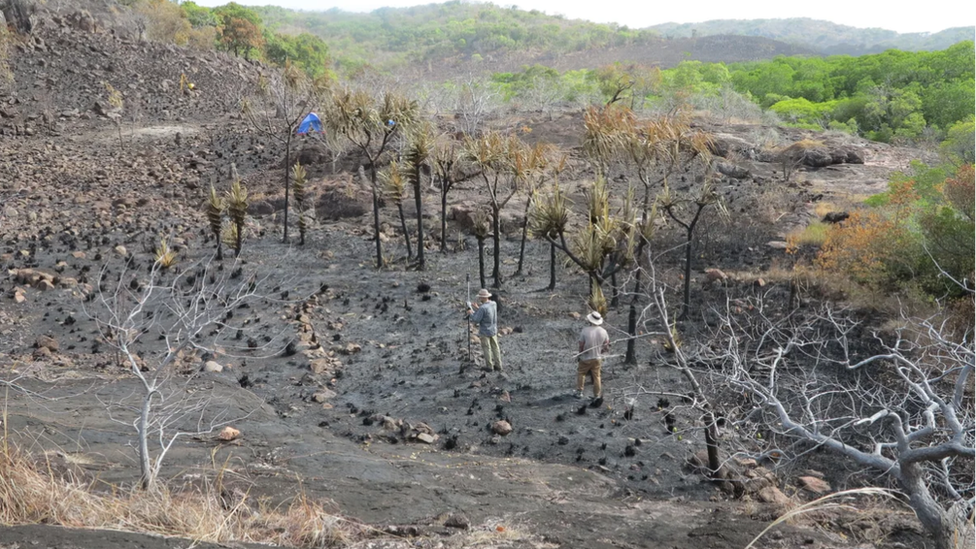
[297, 112, 322, 134]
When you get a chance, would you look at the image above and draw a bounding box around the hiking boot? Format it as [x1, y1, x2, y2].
[590, 396, 605, 408]
[573, 390, 584, 399]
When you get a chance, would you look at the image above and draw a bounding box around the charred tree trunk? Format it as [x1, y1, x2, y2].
[491, 207, 502, 288]
[397, 202, 412, 260]
[476, 236, 487, 290]
[283, 131, 292, 244]
[516, 196, 532, 276]
[413, 173, 425, 270]
[547, 240, 556, 291]
[366, 165, 383, 269]
[440, 183, 449, 253]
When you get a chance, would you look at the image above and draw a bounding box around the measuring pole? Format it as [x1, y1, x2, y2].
[466, 273, 471, 361]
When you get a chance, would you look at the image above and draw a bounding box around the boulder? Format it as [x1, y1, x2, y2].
[203, 361, 223, 373]
[757, 486, 791, 507]
[311, 389, 336, 402]
[36, 335, 59, 353]
[797, 476, 831, 494]
[716, 161, 751, 179]
[709, 133, 757, 160]
[491, 420, 513, 436]
[217, 426, 240, 441]
[315, 185, 370, 220]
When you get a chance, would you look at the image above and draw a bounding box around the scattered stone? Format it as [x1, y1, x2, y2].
[416, 433, 435, 444]
[491, 420, 513, 436]
[218, 426, 240, 441]
[703, 268, 729, 286]
[798, 476, 831, 494]
[114, 245, 128, 257]
[444, 513, 470, 529]
[36, 335, 59, 353]
[203, 360, 223, 373]
[757, 486, 791, 507]
[311, 389, 336, 402]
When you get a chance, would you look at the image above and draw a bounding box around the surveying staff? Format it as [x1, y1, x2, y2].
[467, 289, 502, 372]
[576, 311, 609, 400]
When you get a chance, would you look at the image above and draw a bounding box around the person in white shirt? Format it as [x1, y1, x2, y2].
[576, 311, 609, 400]
[468, 288, 501, 371]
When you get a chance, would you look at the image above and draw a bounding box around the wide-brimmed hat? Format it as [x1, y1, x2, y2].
[586, 311, 604, 325]
[477, 289, 492, 299]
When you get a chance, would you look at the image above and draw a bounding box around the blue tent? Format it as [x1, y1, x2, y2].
[297, 112, 323, 134]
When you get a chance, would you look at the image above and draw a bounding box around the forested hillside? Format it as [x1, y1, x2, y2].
[651, 18, 975, 55]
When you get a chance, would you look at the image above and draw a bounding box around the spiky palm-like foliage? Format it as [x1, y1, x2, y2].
[582, 105, 633, 178]
[154, 238, 177, 269]
[221, 223, 240, 251]
[405, 125, 434, 270]
[587, 284, 608, 318]
[382, 161, 412, 260]
[530, 180, 570, 290]
[471, 210, 491, 290]
[226, 178, 248, 257]
[530, 182, 570, 241]
[206, 185, 224, 260]
[292, 162, 308, 246]
[515, 143, 561, 276]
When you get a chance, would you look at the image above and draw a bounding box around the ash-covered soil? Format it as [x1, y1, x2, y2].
[0, 8, 935, 549]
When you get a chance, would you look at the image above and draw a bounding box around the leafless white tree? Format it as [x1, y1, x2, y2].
[698, 296, 974, 549]
[449, 74, 499, 137]
[87, 253, 287, 490]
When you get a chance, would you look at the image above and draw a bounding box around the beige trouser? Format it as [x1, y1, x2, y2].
[480, 335, 502, 371]
[577, 358, 602, 398]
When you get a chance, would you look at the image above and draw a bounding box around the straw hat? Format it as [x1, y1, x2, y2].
[586, 311, 604, 325]
[477, 289, 492, 299]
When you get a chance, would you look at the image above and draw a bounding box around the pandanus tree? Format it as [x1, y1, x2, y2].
[225, 177, 248, 257]
[404, 125, 434, 270]
[529, 180, 570, 291]
[381, 160, 412, 260]
[514, 143, 563, 277]
[582, 104, 633, 180]
[291, 162, 310, 246]
[618, 113, 706, 362]
[432, 140, 464, 253]
[241, 61, 329, 244]
[205, 185, 224, 260]
[464, 131, 519, 288]
[540, 178, 638, 311]
[324, 89, 417, 269]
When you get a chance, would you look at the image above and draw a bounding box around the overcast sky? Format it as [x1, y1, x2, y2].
[193, 0, 976, 34]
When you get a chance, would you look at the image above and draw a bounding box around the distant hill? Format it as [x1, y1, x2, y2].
[251, 2, 815, 76]
[650, 18, 975, 55]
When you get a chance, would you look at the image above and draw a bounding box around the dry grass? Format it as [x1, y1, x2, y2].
[745, 488, 899, 549]
[0, 424, 559, 548]
[785, 222, 829, 248]
[0, 427, 377, 548]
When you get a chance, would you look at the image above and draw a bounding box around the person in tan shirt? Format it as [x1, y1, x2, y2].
[576, 311, 609, 400]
